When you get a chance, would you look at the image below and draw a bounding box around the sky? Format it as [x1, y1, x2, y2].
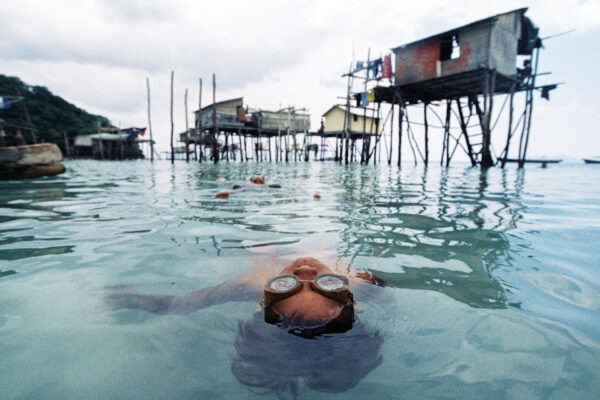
[2, 0, 599, 161]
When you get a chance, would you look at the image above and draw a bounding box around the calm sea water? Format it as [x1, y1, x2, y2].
[1, 159, 599, 399]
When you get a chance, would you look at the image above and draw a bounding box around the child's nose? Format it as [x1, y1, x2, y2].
[293, 265, 317, 280]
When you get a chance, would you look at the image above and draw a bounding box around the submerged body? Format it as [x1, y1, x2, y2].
[106, 257, 382, 325]
[105, 256, 386, 396]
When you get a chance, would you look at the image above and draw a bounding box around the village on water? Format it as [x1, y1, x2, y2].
[3, 8, 579, 181]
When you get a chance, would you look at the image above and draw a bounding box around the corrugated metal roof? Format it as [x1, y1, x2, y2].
[392, 7, 528, 51]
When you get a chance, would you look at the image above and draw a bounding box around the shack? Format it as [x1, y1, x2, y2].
[320, 105, 379, 137]
[180, 97, 311, 162]
[390, 7, 539, 100]
[195, 97, 245, 130]
[73, 127, 146, 160]
[372, 7, 555, 168]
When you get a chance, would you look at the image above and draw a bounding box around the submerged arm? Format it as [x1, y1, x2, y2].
[106, 278, 262, 315]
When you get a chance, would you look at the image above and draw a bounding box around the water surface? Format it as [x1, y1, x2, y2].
[1, 160, 599, 399]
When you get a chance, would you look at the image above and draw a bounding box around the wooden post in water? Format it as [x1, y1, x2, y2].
[119, 125, 124, 160]
[170, 71, 175, 164]
[456, 98, 476, 166]
[397, 101, 403, 167]
[343, 63, 352, 165]
[519, 48, 540, 168]
[388, 95, 395, 165]
[62, 130, 71, 158]
[423, 103, 429, 165]
[238, 128, 244, 162]
[500, 82, 516, 168]
[480, 69, 496, 169]
[97, 121, 104, 160]
[212, 73, 219, 163]
[184, 88, 190, 163]
[442, 99, 452, 167]
[146, 77, 154, 162]
[198, 78, 203, 163]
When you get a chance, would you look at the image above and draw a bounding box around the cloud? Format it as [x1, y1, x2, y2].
[2, 0, 600, 157]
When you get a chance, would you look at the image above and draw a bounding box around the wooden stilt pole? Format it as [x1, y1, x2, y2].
[212, 73, 219, 163]
[456, 98, 477, 167]
[170, 70, 175, 164]
[146, 77, 154, 162]
[184, 88, 189, 163]
[397, 102, 403, 167]
[501, 83, 516, 168]
[443, 99, 452, 167]
[424, 102, 429, 165]
[268, 135, 272, 162]
[520, 48, 540, 168]
[198, 78, 203, 163]
[343, 63, 352, 165]
[480, 69, 496, 168]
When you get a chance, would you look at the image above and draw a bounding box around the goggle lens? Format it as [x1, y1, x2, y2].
[268, 276, 300, 292]
[314, 274, 346, 291]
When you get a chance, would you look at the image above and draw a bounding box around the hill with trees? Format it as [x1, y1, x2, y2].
[0, 74, 114, 154]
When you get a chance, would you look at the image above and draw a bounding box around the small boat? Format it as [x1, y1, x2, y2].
[0, 143, 66, 180]
[583, 157, 600, 164]
[501, 158, 562, 164]
[500, 158, 562, 168]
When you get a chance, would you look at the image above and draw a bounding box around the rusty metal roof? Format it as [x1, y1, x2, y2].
[392, 8, 529, 52]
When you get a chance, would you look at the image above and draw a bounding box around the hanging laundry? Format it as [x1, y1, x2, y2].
[353, 58, 385, 79]
[367, 89, 375, 103]
[368, 58, 383, 79]
[354, 61, 365, 73]
[360, 92, 369, 108]
[382, 54, 392, 79]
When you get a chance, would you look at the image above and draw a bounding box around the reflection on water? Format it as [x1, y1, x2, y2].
[330, 166, 527, 309]
[1, 160, 599, 399]
[0, 161, 571, 309]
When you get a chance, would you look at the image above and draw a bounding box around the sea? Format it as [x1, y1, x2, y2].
[1, 159, 599, 399]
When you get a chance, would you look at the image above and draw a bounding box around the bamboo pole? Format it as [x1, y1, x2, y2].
[170, 71, 175, 164]
[343, 63, 352, 165]
[63, 130, 71, 158]
[456, 98, 476, 167]
[388, 94, 395, 165]
[146, 77, 154, 162]
[397, 100, 403, 167]
[212, 73, 219, 163]
[481, 70, 496, 168]
[238, 130, 242, 162]
[198, 78, 203, 163]
[184, 88, 189, 163]
[501, 83, 516, 168]
[97, 121, 104, 160]
[443, 99, 452, 166]
[520, 49, 540, 168]
[424, 103, 429, 165]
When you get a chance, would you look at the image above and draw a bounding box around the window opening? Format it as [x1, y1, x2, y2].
[441, 33, 460, 61]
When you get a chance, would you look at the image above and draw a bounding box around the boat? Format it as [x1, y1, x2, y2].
[583, 157, 600, 164]
[500, 158, 562, 167]
[0, 143, 66, 180]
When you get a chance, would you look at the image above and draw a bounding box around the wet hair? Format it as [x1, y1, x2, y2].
[230, 313, 383, 399]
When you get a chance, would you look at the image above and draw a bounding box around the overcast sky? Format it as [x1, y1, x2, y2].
[2, 0, 599, 160]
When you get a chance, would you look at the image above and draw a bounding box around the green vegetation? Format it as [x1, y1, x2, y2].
[0, 74, 113, 153]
